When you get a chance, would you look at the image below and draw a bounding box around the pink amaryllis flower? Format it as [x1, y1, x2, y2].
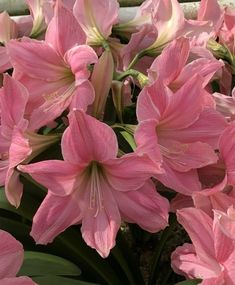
[18, 110, 169, 258]
[0, 229, 37, 284]
[0, 74, 60, 207]
[171, 207, 235, 284]
[7, 1, 97, 130]
[135, 74, 227, 195]
[73, 0, 119, 46]
[0, 11, 18, 73]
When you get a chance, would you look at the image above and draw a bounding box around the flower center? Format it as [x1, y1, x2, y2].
[87, 161, 105, 217]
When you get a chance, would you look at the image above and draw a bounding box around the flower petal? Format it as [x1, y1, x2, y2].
[62, 110, 118, 164]
[18, 160, 82, 197]
[0, 230, 23, 279]
[31, 192, 83, 244]
[113, 180, 169, 232]
[7, 38, 68, 81]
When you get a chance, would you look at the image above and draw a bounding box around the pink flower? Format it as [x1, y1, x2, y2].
[73, 0, 119, 46]
[171, 207, 235, 284]
[135, 74, 227, 195]
[0, 230, 37, 284]
[0, 74, 59, 207]
[18, 110, 169, 257]
[0, 12, 18, 73]
[7, 1, 97, 130]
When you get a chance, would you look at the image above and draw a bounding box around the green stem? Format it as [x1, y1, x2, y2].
[127, 50, 146, 70]
[115, 69, 149, 87]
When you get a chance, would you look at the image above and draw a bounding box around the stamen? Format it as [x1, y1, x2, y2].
[89, 161, 104, 217]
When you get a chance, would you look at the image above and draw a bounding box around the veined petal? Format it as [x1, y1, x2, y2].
[113, 180, 169, 232]
[159, 108, 227, 148]
[158, 74, 204, 130]
[18, 160, 82, 197]
[81, 178, 121, 258]
[31, 192, 83, 244]
[160, 140, 218, 172]
[135, 119, 163, 166]
[219, 123, 235, 184]
[148, 37, 190, 84]
[73, 0, 119, 44]
[0, 75, 28, 139]
[62, 110, 118, 164]
[7, 38, 68, 81]
[45, 1, 86, 57]
[171, 243, 222, 280]
[0, 230, 23, 279]
[177, 208, 219, 266]
[155, 161, 201, 195]
[105, 154, 163, 191]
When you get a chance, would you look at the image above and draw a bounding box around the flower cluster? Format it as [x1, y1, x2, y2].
[0, 0, 235, 283]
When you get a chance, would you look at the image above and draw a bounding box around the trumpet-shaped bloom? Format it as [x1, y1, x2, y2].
[171, 207, 235, 284]
[7, 1, 97, 130]
[18, 110, 169, 257]
[0, 74, 59, 207]
[73, 0, 119, 45]
[0, 12, 18, 73]
[135, 74, 227, 194]
[0, 230, 37, 284]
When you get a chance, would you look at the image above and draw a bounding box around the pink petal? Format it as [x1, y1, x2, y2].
[18, 160, 82, 197]
[73, 0, 119, 41]
[148, 37, 190, 84]
[158, 74, 204, 130]
[219, 123, 235, 184]
[113, 180, 169, 232]
[177, 208, 218, 266]
[64, 45, 98, 83]
[171, 243, 222, 280]
[104, 153, 163, 191]
[45, 1, 85, 56]
[160, 139, 218, 172]
[0, 277, 37, 285]
[155, 161, 201, 195]
[0, 230, 23, 279]
[159, 108, 227, 149]
[135, 119, 163, 166]
[213, 211, 234, 263]
[137, 80, 170, 122]
[31, 192, 83, 244]
[62, 110, 118, 164]
[81, 180, 121, 258]
[173, 58, 224, 89]
[0, 75, 28, 139]
[0, 47, 12, 73]
[7, 38, 68, 81]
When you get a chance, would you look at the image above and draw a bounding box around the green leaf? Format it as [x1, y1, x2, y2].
[18, 251, 81, 277]
[175, 279, 202, 285]
[0, 188, 18, 214]
[32, 276, 100, 285]
[120, 131, 136, 151]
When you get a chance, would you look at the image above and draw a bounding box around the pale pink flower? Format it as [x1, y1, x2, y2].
[73, 0, 119, 46]
[214, 206, 235, 240]
[171, 207, 235, 284]
[7, 1, 97, 130]
[135, 74, 227, 195]
[121, 0, 214, 70]
[0, 230, 37, 284]
[18, 110, 169, 257]
[148, 37, 223, 107]
[0, 12, 18, 73]
[0, 74, 59, 207]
